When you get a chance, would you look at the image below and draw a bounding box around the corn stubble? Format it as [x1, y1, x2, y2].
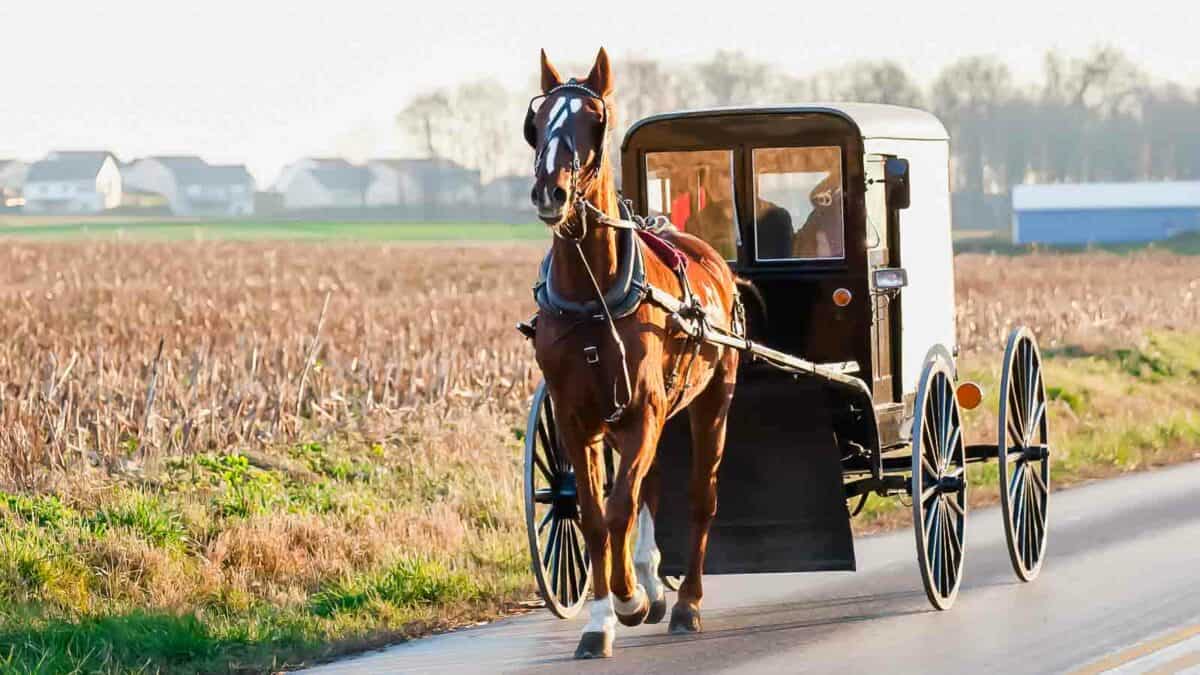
[0, 242, 1197, 489]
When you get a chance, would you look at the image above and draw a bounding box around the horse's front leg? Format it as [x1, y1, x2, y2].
[561, 430, 615, 659]
[607, 412, 664, 628]
[672, 354, 737, 634]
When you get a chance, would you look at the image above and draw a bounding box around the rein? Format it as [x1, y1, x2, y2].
[529, 81, 636, 422]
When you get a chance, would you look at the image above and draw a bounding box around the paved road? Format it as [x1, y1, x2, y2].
[309, 462, 1200, 674]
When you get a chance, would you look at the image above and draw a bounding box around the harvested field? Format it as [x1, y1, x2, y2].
[0, 240, 1196, 672]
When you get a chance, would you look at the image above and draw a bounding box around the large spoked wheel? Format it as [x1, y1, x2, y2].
[998, 328, 1050, 582]
[911, 356, 968, 610]
[524, 382, 592, 618]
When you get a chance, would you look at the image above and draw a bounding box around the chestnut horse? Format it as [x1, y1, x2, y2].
[527, 47, 739, 659]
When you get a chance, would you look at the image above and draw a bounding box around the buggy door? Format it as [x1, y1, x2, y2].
[866, 155, 901, 403]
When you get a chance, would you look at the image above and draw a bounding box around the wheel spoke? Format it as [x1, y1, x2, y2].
[1029, 464, 1049, 498]
[943, 426, 962, 472]
[1025, 400, 1046, 447]
[941, 501, 957, 594]
[537, 418, 558, 474]
[538, 508, 554, 535]
[542, 401, 566, 472]
[921, 454, 939, 481]
[533, 453, 555, 485]
[945, 494, 965, 518]
[568, 521, 587, 593]
[929, 502, 943, 595]
[921, 484, 939, 504]
[1005, 414, 1025, 454]
[543, 518, 561, 572]
[561, 521, 576, 604]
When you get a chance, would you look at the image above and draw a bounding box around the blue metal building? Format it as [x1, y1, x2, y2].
[1011, 181, 1200, 245]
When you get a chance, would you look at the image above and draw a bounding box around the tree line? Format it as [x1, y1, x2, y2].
[397, 47, 1200, 229]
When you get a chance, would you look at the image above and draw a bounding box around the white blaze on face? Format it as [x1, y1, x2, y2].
[543, 137, 560, 176]
[634, 504, 664, 603]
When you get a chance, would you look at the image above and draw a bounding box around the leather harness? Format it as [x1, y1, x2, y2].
[522, 82, 739, 422]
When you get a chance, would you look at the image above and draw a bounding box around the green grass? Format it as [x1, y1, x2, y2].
[0, 220, 548, 242]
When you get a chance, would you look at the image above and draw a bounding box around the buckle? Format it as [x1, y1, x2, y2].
[584, 346, 600, 365]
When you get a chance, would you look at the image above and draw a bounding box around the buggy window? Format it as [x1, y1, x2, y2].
[645, 150, 738, 261]
[752, 146, 845, 261]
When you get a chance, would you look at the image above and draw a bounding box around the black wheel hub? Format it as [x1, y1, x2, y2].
[553, 472, 579, 519]
[937, 475, 965, 494]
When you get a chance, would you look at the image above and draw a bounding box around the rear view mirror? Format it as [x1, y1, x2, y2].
[885, 158, 910, 210]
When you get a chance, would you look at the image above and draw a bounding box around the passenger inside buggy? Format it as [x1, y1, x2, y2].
[644, 150, 738, 260]
[754, 146, 845, 261]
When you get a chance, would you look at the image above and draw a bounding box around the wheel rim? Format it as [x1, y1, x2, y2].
[524, 383, 591, 618]
[998, 329, 1050, 582]
[911, 359, 967, 610]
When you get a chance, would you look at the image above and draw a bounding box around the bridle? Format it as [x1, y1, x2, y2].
[525, 78, 636, 422]
[525, 79, 630, 242]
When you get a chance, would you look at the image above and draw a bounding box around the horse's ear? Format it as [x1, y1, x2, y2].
[540, 49, 564, 94]
[585, 47, 614, 97]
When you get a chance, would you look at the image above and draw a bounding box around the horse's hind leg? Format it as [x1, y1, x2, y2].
[671, 354, 737, 634]
[635, 462, 667, 624]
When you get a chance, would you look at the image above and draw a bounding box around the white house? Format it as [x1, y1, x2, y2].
[365, 158, 480, 207]
[126, 156, 256, 215]
[125, 156, 254, 215]
[22, 151, 122, 213]
[276, 159, 370, 210]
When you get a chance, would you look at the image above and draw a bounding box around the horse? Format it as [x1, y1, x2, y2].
[525, 47, 740, 659]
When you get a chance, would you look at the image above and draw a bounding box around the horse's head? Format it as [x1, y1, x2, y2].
[526, 48, 614, 226]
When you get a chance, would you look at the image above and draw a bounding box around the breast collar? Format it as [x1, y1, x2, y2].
[533, 226, 647, 321]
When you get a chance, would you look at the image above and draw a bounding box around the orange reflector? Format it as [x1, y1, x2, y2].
[956, 382, 983, 410]
[832, 288, 852, 307]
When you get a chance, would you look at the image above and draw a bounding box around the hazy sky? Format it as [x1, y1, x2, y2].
[2, 1, 1196, 185]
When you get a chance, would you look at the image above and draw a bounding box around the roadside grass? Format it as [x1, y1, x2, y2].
[0, 331, 1194, 672]
[854, 330, 1200, 532]
[0, 405, 533, 673]
[0, 220, 548, 242]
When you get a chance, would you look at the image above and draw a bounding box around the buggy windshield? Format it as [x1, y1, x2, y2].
[752, 146, 845, 261]
[644, 149, 738, 261]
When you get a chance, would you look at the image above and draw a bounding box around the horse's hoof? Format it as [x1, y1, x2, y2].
[645, 596, 668, 624]
[616, 595, 649, 627]
[574, 631, 613, 659]
[669, 603, 702, 634]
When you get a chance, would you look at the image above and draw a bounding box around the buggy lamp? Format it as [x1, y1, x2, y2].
[956, 382, 983, 410]
[832, 288, 853, 307]
[873, 268, 908, 290]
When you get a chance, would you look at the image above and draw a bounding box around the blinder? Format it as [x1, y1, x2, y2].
[524, 79, 610, 171]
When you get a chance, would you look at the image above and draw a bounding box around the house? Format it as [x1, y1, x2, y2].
[123, 156, 255, 215]
[1012, 182, 1200, 245]
[481, 175, 533, 211]
[22, 151, 122, 213]
[0, 160, 29, 209]
[365, 158, 480, 207]
[276, 158, 370, 210]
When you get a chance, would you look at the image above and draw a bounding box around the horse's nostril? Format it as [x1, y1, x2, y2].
[530, 187, 540, 205]
[552, 186, 567, 204]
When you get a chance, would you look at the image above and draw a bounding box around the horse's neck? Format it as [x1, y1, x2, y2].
[549, 163, 621, 302]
